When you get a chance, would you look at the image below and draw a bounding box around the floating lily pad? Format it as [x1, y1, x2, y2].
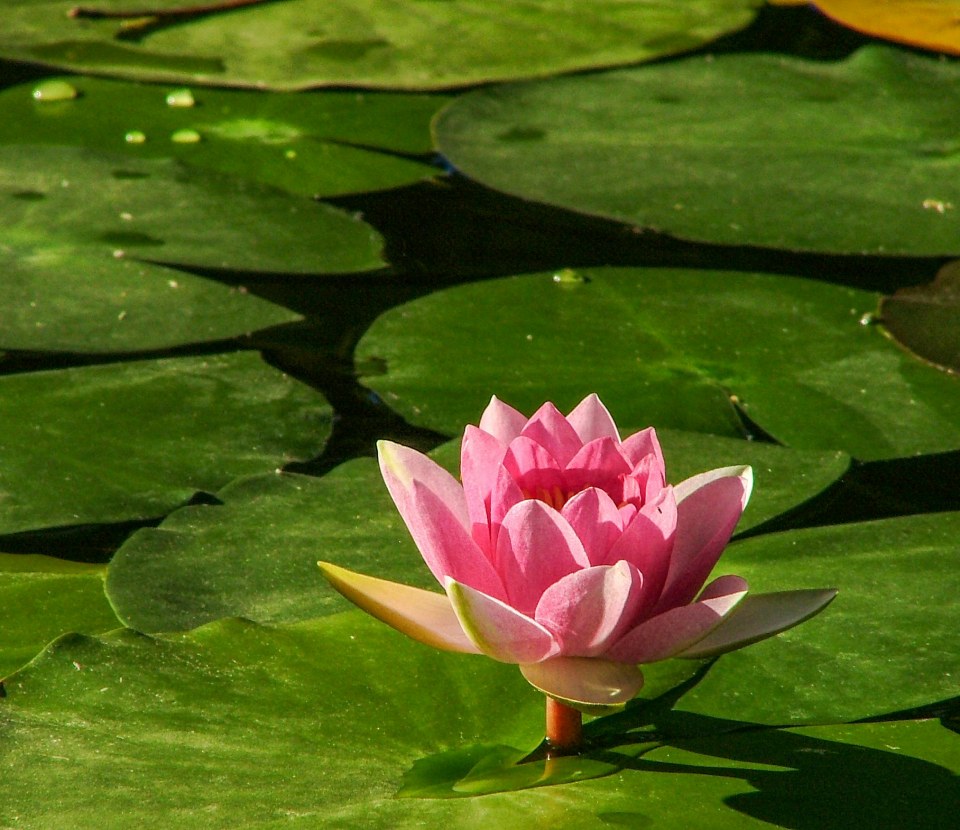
[0, 145, 384, 274]
[0, 0, 760, 90]
[880, 260, 960, 372]
[1, 77, 443, 197]
[436, 47, 960, 254]
[0, 613, 956, 826]
[0, 245, 299, 353]
[0, 554, 119, 679]
[105, 434, 848, 633]
[357, 267, 960, 459]
[0, 352, 332, 534]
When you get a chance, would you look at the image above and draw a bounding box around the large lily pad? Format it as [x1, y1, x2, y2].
[356, 267, 960, 459]
[0, 144, 384, 274]
[0, 0, 760, 90]
[0, 613, 956, 827]
[436, 47, 960, 254]
[0, 351, 332, 534]
[3, 77, 443, 197]
[0, 245, 300, 352]
[105, 434, 848, 633]
[0, 553, 119, 679]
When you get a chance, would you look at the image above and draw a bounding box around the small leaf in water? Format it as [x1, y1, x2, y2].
[165, 88, 195, 108]
[171, 129, 202, 144]
[32, 80, 78, 102]
[124, 131, 147, 145]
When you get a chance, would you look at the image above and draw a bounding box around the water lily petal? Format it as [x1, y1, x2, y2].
[566, 393, 620, 443]
[560, 487, 623, 566]
[654, 465, 753, 613]
[520, 657, 644, 711]
[606, 575, 748, 663]
[318, 562, 480, 654]
[446, 578, 559, 664]
[461, 425, 508, 552]
[520, 401, 585, 467]
[496, 500, 591, 615]
[503, 435, 565, 500]
[564, 436, 632, 496]
[620, 426, 665, 470]
[604, 487, 677, 610]
[535, 562, 644, 656]
[478, 395, 528, 443]
[677, 588, 838, 659]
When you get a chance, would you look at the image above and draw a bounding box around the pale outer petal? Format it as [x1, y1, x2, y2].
[676, 588, 838, 659]
[478, 396, 528, 444]
[566, 393, 621, 443]
[318, 562, 480, 654]
[520, 657, 644, 711]
[446, 579, 559, 664]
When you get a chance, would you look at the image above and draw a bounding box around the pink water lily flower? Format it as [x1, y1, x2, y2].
[320, 395, 835, 731]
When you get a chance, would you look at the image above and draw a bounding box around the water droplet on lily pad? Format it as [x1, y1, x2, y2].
[165, 88, 195, 108]
[32, 80, 78, 102]
[171, 129, 202, 144]
[552, 268, 590, 286]
[125, 130, 147, 144]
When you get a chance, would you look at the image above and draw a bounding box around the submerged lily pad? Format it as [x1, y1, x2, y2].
[436, 47, 960, 254]
[357, 267, 960, 459]
[0, 0, 760, 90]
[105, 434, 848, 633]
[0, 77, 443, 197]
[0, 145, 384, 274]
[881, 260, 960, 372]
[0, 613, 956, 826]
[0, 352, 332, 534]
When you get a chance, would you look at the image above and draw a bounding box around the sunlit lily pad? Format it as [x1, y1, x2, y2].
[436, 47, 960, 254]
[0, 77, 443, 197]
[0, 352, 332, 534]
[0, 613, 956, 826]
[0, 145, 384, 274]
[105, 435, 848, 633]
[357, 267, 960, 459]
[0, 0, 760, 90]
[880, 260, 960, 372]
[0, 554, 119, 679]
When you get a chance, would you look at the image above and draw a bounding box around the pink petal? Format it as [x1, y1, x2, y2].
[496, 500, 591, 615]
[487, 464, 525, 562]
[519, 402, 584, 467]
[563, 437, 633, 497]
[520, 657, 644, 711]
[446, 578, 559, 664]
[677, 588, 838, 659]
[378, 440, 470, 531]
[534, 562, 644, 656]
[620, 426, 665, 470]
[566, 394, 620, 443]
[318, 562, 480, 654]
[653, 465, 752, 613]
[502, 435, 565, 503]
[460, 425, 507, 553]
[560, 487, 623, 566]
[478, 396, 528, 444]
[606, 575, 748, 663]
[604, 487, 677, 611]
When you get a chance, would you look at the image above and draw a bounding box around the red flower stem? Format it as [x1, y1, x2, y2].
[545, 697, 583, 756]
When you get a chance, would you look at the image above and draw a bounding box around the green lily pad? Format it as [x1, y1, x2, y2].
[0, 144, 384, 274]
[0, 245, 299, 353]
[356, 267, 960, 459]
[1, 77, 443, 198]
[0, 613, 956, 826]
[0, 554, 120, 679]
[436, 47, 960, 254]
[0, 352, 332, 534]
[105, 434, 847, 633]
[0, 0, 760, 90]
[881, 260, 960, 372]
